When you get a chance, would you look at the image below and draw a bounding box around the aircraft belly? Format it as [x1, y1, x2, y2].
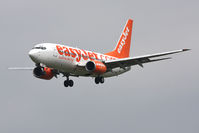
[103, 67, 131, 77]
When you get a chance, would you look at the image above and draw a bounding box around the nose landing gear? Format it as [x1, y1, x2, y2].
[95, 76, 104, 84]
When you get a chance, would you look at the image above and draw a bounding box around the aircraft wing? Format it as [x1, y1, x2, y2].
[104, 49, 190, 69]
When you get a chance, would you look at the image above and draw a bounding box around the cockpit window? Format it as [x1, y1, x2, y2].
[41, 47, 46, 50]
[32, 46, 46, 50]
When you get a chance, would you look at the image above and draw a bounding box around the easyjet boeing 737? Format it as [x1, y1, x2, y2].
[10, 19, 190, 87]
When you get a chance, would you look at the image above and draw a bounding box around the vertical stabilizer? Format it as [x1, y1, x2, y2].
[105, 19, 133, 58]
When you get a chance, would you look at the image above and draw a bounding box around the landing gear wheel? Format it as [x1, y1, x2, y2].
[64, 76, 74, 87]
[95, 77, 100, 84]
[95, 77, 104, 84]
[64, 80, 69, 87]
[68, 80, 74, 87]
[99, 77, 104, 83]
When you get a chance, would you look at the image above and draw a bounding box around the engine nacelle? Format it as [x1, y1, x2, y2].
[85, 60, 107, 74]
[33, 67, 54, 80]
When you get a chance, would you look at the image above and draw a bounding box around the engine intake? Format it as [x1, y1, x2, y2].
[85, 61, 107, 74]
[33, 67, 54, 80]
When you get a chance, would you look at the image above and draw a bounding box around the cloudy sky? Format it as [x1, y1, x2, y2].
[0, 0, 198, 133]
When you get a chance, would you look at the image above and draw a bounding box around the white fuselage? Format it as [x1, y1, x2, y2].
[29, 43, 131, 77]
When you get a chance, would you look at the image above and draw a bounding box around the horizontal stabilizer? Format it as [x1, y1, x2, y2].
[8, 67, 34, 70]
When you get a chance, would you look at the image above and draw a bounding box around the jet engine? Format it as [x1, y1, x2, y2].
[33, 67, 54, 80]
[85, 60, 107, 74]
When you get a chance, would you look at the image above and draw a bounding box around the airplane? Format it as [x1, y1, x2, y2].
[9, 19, 190, 87]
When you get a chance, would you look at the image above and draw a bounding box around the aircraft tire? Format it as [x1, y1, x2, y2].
[64, 80, 69, 87]
[95, 77, 100, 84]
[68, 80, 74, 87]
[99, 77, 104, 83]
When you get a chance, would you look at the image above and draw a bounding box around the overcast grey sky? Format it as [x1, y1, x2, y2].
[0, 0, 198, 133]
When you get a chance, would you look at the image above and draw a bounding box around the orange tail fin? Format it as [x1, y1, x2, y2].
[105, 19, 133, 58]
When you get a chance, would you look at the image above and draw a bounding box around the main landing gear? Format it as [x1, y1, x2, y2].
[64, 76, 74, 87]
[95, 76, 104, 84]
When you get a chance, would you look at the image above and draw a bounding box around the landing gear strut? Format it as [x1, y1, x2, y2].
[95, 76, 104, 84]
[64, 76, 74, 87]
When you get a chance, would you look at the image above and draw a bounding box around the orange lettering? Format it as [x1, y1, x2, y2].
[100, 55, 104, 60]
[92, 52, 99, 60]
[69, 48, 76, 58]
[105, 56, 108, 61]
[56, 45, 63, 55]
[88, 52, 95, 61]
[81, 49, 88, 60]
[63, 46, 70, 56]
[74, 49, 81, 62]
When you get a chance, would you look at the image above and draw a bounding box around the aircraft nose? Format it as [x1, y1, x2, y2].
[29, 50, 38, 62]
